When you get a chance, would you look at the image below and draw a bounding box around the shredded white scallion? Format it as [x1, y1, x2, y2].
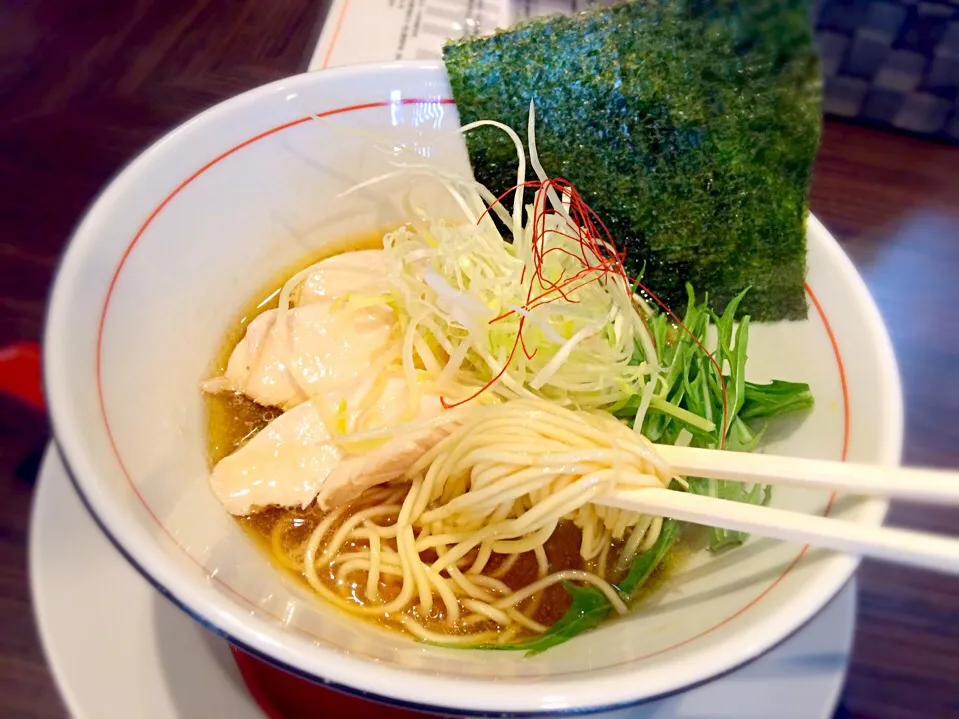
[322, 102, 660, 413]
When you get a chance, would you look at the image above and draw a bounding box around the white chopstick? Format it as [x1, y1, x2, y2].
[653, 444, 959, 506]
[594, 487, 959, 575]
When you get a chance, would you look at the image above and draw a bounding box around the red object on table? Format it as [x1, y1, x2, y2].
[0, 340, 435, 716]
[0, 338, 436, 716]
[0, 341, 44, 411]
[231, 647, 447, 719]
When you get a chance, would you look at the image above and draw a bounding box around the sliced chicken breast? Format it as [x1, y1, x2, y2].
[295, 249, 390, 305]
[210, 399, 343, 515]
[316, 418, 459, 510]
[210, 377, 461, 515]
[204, 250, 396, 410]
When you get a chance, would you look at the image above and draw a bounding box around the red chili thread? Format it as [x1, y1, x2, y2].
[450, 177, 729, 444]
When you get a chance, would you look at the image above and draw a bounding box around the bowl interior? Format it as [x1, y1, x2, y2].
[44, 63, 901, 714]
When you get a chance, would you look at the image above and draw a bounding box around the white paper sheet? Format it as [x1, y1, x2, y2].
[308, 0, 614, 71]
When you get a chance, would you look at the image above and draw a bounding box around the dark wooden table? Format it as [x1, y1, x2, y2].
[2, 2, 958, 718]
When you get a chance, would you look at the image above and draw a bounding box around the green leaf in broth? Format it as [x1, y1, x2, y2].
[618, 518, 680, 598]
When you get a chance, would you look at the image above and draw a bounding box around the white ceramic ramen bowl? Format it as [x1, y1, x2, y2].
[43, 61, 902, 716]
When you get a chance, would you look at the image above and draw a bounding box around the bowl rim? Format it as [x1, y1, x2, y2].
[42, 60, 904, 715]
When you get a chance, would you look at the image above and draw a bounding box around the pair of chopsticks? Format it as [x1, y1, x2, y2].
[594, 444, 959, 575]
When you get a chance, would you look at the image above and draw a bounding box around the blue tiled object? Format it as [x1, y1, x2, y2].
[893, 91, 953, 130]
[816, 0, 959, 141]
[939, 21, 959, 58]
[924, 54, 959, 98]
[864, 1, 908, 41]
[841, 35, 892, 78]
[862, 87, 909, 120]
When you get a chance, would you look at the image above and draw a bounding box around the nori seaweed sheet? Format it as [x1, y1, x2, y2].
[443, 0, 821, 320]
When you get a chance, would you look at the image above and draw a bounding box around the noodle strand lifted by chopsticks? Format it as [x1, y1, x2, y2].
[290, 398, 675, 646]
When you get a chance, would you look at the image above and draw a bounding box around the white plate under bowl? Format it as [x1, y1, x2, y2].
[31, 445, 856, 719]
[42, 61, 902, 715]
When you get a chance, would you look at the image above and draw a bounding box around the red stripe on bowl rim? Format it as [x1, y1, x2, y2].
[92, 98, 850, 678]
